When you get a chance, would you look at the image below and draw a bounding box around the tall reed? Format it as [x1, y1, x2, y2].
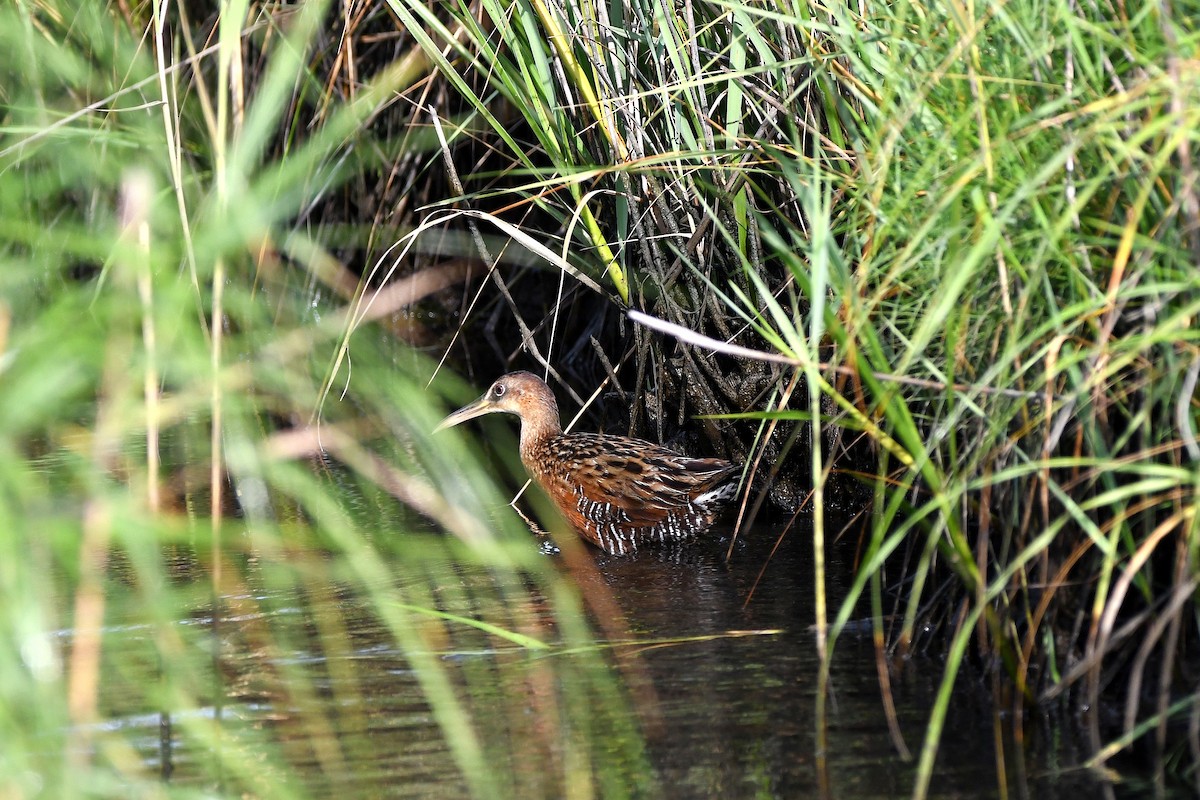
[365, 0, 1200, 794]
[0, 2, 649, 797]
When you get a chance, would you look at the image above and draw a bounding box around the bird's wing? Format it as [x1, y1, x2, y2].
[543, 434, 735, 517]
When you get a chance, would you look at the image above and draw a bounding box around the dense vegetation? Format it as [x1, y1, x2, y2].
[1, 0, 1196, 797]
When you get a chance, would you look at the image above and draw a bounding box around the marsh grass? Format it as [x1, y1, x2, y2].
[759, 6, 1200, 794]
[637, 3, 1199, 795]
[355, 0, 1200, 794]
[1, 2, 651, 797]
[3, 0, 1199, 798]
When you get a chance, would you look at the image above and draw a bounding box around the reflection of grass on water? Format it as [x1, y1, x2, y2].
[2, 0, 1198, 798]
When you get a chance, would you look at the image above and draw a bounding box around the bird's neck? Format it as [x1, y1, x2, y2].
[517, 393, 563, 461]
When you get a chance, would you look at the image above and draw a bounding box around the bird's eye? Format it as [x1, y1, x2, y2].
[491, 383, 506, 398]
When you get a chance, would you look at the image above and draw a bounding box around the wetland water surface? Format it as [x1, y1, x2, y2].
[95, 516, 1148, 798]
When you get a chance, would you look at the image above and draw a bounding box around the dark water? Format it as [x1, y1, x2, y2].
[90, 515, 1168, 799]
[581, 525, 1113, 800]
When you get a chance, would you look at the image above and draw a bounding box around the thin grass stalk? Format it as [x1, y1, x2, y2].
[911, 507, 1068, 799]
[1087, 509, 1190, 752]
[209, 1, 252, 775]
[152, 0, 202, 313]
[869, 457, 911, 761]
[64, 284, 124, 786]
[1086, 693, 1200, 771]
[804, 137, 832, 797]
[129, 166, 172, 778]
[912, 599, 985, 800]
[1192, 691, 1200, 797]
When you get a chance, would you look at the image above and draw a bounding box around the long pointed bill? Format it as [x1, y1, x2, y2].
[433, 396, 497, 433]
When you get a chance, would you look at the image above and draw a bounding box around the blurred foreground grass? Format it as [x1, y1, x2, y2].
[0, 2, 650, 797]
